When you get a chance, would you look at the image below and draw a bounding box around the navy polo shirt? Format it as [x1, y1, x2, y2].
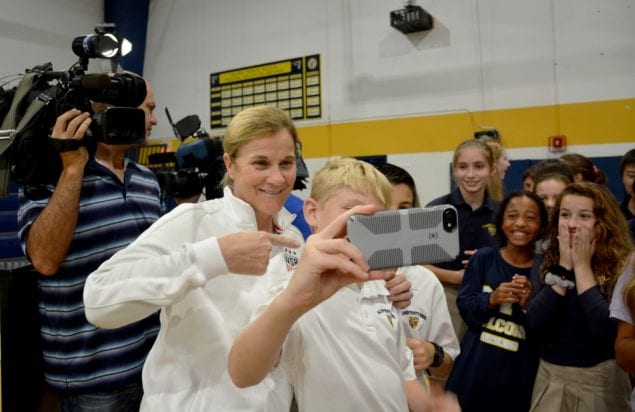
[426, 188, 499, 270]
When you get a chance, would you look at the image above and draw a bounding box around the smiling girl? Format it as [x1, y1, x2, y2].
[426, 139, 500, 339]
[527, 182, 632, 412]
[445, 191, 547, 412]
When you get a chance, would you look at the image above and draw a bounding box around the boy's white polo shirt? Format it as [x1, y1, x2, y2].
[278, 279, 416, 412]
[398, 265, 460, 380]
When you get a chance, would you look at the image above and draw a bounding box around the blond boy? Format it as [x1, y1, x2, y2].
[228, 157, 433, 411]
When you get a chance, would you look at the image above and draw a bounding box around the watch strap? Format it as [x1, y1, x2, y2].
[430, 342, 444, 368]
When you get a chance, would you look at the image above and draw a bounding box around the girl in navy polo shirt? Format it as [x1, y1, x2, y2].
[426, 139, 500, 339]
[446, 190, 547, 412]
[527, 182, 632, 412]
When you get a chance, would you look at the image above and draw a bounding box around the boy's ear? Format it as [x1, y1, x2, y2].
[303, 197, 319, 228]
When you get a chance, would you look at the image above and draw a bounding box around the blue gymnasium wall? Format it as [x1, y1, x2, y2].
[105, 0, 149, 75]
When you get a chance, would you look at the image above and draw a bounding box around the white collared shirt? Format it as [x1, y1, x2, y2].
[279, 280, 415, 412]
[84, 187, 304, 411]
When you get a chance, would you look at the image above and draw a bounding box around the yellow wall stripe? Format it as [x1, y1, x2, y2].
[297, 98, 635, 158]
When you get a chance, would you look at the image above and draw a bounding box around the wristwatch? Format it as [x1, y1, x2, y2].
[430, 342, 444, 368]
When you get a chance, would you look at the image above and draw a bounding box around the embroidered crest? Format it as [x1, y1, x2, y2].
[483, 223, 497, 237]
[377, 308, 398, 329]
[403, 310, 426, 330]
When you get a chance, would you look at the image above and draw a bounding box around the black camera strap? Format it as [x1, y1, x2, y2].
[47, 137, 84, 152]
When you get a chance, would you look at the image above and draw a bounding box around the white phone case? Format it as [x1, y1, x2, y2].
[346, 205, 459, 270]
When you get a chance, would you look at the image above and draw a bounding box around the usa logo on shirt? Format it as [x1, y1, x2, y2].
[284, 247, 299, 271]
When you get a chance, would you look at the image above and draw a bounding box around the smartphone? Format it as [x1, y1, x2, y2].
[347, 205, 459, 270]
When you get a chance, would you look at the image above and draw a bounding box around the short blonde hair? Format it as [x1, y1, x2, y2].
[310, 157, 393, 209]
[222, 106, 299, 187]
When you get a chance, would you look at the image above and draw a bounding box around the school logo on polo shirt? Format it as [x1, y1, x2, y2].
[483, 223, 497, 237]
[378, 308, 398, 329]
[403, 310, 427, 330]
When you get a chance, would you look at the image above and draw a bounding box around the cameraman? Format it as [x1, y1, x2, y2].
[17, 79, 161, 411]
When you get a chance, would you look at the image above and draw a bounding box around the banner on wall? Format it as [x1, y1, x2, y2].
[210, 54, 321, 129]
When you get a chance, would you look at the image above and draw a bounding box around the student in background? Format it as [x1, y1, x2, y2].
[533, 172, 573, 221]
[532, 158, 574, 181]
[229, 157, 459, 411]
[527, 158, 575, 220]
[619, 148, 635, 222]
[446, 190, 547, 412]
[522, 164, 537, 192]
[481, 137, 510, 202]
[376, 162, 460, 390]
[560, 153, 607, 184]
[527, 182, 632, 412]
[528, 164, 575, 294]
[426, 139, 499, 339]
[610, 253, 635, 410]
[522, 158, 573, 195]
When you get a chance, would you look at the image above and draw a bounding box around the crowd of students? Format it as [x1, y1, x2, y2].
[27, 100, 635, 411]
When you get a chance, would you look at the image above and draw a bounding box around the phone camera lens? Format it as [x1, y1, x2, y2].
[442, 208, 457, 232]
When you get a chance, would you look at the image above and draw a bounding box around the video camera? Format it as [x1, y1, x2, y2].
[151, 109, 225, 201]
[0, 24, 147, 196]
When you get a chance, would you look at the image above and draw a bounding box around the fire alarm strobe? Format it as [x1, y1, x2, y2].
[548, 135, 566, 153]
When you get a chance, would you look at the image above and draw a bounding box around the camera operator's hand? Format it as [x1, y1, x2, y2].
[28, 109, 93, 276]
[52, 109, 92, 170]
